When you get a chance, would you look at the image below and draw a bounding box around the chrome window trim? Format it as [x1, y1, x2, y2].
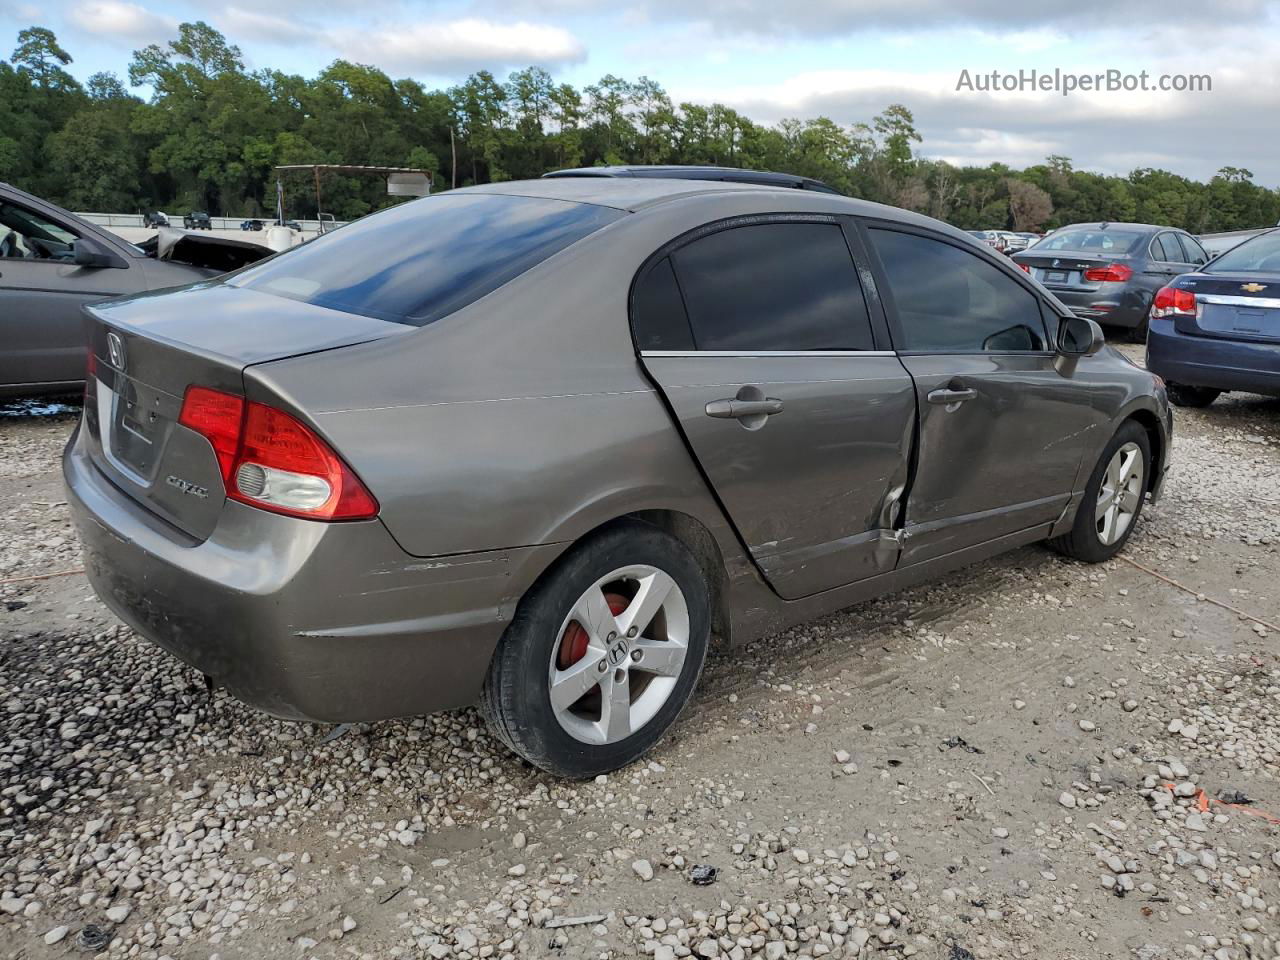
[639, 350, 898, 358]
[1196, 294, 1280, 309]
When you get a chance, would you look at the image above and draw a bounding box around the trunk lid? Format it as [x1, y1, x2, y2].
[1012, 251, 1129, 291]
[1178, 273, 1280, 342]
[83, 281, 409, 540]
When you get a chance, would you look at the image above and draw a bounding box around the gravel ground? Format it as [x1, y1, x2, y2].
[2, 350, 1279, 960]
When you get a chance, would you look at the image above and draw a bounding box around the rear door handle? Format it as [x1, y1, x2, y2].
[927, 387, 977, 405]
[705, 398, 784, 419]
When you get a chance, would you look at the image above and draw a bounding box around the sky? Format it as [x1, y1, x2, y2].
[2, 0, 1279, 185]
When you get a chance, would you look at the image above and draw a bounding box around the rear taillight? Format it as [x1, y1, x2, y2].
[1017, 262, 1031, 273]
[1082, 263, 1133, 283]
[178, 386, 244, 476]
[1150, 285, 1198, 318]
[178, 386, 378, 521]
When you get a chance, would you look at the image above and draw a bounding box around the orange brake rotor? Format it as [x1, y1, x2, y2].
[558, 592, 629, 669]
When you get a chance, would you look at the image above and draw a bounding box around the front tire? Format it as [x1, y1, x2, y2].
[1167, 383, 1220, 408]
[481, 521, 711, 778]
[1048, 420, 1151, 563]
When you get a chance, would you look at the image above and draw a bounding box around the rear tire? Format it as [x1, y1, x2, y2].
[1127, 316, 1149, 343]
[1048, 420, 1150, 563]
[1167, 383, 1220, 408]
[480, 521, 710, 778]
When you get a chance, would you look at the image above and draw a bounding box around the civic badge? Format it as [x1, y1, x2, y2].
[107, 332, 126, 371]
[1241, 282, 1267, 293]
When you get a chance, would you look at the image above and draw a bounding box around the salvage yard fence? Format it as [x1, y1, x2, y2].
[75, 212, 350, 233]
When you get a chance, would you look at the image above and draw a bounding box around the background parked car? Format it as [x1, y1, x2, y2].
[968, 229, 1007, 253]
[183, 211, 211, 229]
[142, 210, 169, 228]
[996, 231, 1035, 255]
[66, 176, 1169, 777]
[0, 182, 272, 397]
[1147, 227, 1280, 406]
[241, 219, 265, 231]
[1012, 221, 1210, 340]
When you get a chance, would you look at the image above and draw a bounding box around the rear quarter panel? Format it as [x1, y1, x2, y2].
[245, 194, 843, 562]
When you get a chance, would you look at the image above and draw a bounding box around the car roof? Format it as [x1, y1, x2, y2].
[1054, 222, 1172, 234]
[453, 176, 899, 216]
[544, 164, 840, 194]
[441, 177, 999, 254]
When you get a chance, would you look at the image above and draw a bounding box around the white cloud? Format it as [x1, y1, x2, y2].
[0, 0, 43, 21]
[216, 7, 324, 47]
[638, 0, 1271, 37]
[66, 0, 175, 43]
[336, 18, 587, 74]
[672, 52, 1280, 183]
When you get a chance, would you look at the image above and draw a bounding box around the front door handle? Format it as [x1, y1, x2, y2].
[927, 387, 977, 405]
[706, 397, 784, 419]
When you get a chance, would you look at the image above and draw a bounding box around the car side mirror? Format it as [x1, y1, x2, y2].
[74, 236, 124, 269]
[1057, 315, 1104, 357]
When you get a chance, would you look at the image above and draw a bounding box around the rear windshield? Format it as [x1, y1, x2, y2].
[1036, 228, 1144, 254]
[229, 193, 622, 325]
[1208, 230, 1280, 274]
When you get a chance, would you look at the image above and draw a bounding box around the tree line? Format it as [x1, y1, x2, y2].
[3, 22, 1278, 232]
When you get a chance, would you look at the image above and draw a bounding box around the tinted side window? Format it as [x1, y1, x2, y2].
[231, 193, 622, 326]
[1178, 234, 1209, 265]
[1153, 233, 1184, 262]
[670, 222, 874, 351]
[632, 257, 694, 350]
[870, 228, 1048, 353]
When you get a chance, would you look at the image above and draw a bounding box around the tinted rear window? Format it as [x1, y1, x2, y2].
[229, 193, 622, 325]
[1209, 230, 1280, 274]
[1037, 228, 1145, 254]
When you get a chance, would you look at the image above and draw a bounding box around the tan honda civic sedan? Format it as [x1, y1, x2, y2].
[65, 174, 1171, 776]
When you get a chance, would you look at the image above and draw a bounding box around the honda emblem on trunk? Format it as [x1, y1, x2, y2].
[107, 332, 126, 371]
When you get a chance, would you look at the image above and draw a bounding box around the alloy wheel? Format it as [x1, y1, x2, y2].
[548, 564, 690, 745]
[1095, 441, 1144, 546]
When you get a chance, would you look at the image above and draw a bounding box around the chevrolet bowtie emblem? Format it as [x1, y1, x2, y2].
[1241, 282, 1268, 293]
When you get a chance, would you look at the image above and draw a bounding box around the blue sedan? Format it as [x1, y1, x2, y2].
[1147, 228, 1280, 406]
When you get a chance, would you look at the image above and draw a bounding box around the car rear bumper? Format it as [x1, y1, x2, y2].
[1050, 287, 1148, 329]
[64, 425, 558, 723]
[1147, 317, 1280, 396]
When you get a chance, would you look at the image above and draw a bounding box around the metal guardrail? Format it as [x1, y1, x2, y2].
[74, 212, 350, 232]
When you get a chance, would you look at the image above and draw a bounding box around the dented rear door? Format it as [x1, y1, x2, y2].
[634, 218, 916, 601]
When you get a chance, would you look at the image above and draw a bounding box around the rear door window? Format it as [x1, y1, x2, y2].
[869, 227, 1048, 353]
[230, 193, 622, 326]
[1177, 234, 1209, 265]
[668, 221, 874, 351]
[631, 257, 695, 350]
[1152, 233, 1185, 263]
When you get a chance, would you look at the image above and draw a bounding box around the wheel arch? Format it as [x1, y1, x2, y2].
[1121, 407, 1166, 495]
[621, 509, 733, 648]
[502, 508, 734, 649]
